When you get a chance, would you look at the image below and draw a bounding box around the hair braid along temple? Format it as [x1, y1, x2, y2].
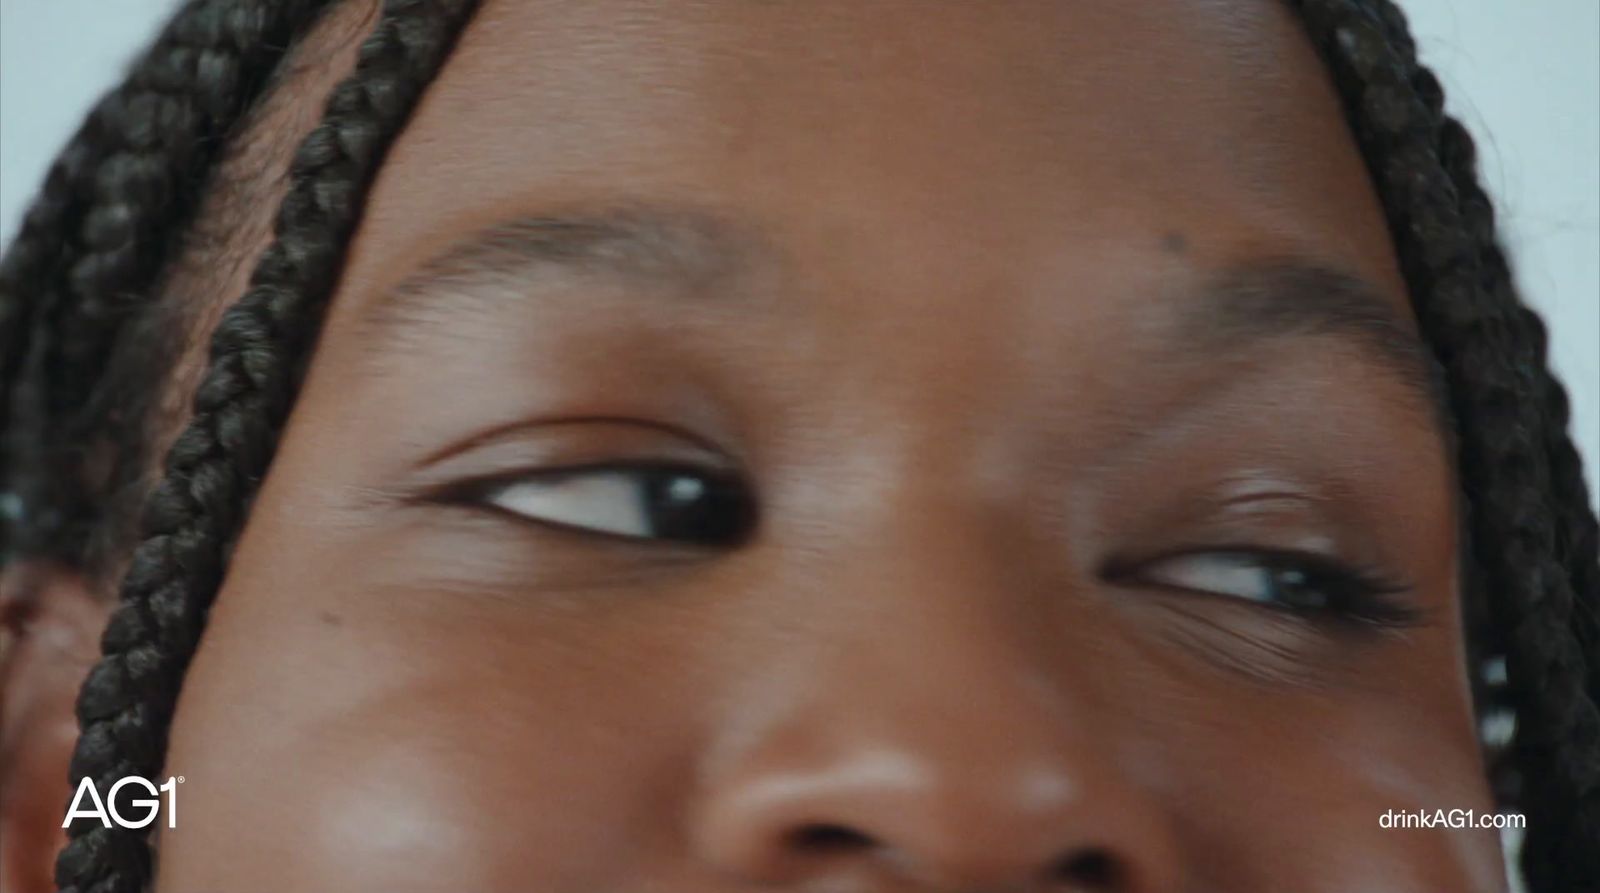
[1289, 0, 1600, 887]
[52, 2, 482, 891]
[1370, 0, 1600, 706]
[0, 0, 338, 563]
[1407, 14, 1600, 818]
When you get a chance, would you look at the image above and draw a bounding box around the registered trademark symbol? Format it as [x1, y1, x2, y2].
[176, 776, 185, 783]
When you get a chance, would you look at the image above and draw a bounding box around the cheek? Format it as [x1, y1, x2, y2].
[1154, 672, 1505, 890]
[155, 574, 707, 892]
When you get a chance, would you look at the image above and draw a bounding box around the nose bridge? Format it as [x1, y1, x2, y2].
[689, 486, 1180, 890]
[773, 493, 1097, 787]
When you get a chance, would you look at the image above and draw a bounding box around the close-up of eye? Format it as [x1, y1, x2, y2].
[472, 464, 757, 546]
[1115, 549, 1418, 626]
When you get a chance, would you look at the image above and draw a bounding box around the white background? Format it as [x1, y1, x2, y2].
[2, 0, 1596, 512]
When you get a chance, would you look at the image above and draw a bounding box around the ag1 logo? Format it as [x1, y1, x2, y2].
[63, 776, 184, 830]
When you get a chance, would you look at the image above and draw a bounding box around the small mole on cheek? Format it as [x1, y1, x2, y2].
[318, 610, 344, 627]
[1161, 231, 1189, 255]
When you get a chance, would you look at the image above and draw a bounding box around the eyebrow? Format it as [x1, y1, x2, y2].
[362, 205, 757, 340]
[1187, 261, 1450, 431]
[359, 206, 1448, 435]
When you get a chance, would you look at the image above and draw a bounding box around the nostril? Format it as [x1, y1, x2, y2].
[789, 822, 877, 853]
[1052, 849, 1125, 889]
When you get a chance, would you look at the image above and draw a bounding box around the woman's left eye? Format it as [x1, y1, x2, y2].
[1126, 550, 1413, 623]
[477, 465, 756, 546]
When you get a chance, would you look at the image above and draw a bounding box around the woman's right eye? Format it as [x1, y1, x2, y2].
[475, 465, 756, 547]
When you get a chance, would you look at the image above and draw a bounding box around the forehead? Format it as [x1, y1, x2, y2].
[335, 0, 1406, 317]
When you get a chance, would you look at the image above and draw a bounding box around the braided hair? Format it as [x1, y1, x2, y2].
[0, 0, 1592, 890]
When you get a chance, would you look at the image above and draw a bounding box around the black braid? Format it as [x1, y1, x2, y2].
[0, 0, 340, 567]
[1291, 0, 1600, 886]
[1365, 0, 1600, 711]
[0, 0, 1587, 890]
[48, 2, 480, 890]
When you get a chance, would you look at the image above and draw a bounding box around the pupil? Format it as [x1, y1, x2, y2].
[643, 470, 754, 545]
[1272, 567, 1327, 610]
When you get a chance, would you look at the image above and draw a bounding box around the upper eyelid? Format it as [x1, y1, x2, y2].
[376, 417, 745, 505]
[414, 415, 737, 470]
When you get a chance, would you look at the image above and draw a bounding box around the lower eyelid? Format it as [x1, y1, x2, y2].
[424, 497, 719, 563]
[1147, 599, 1343, 687]
[1105, 549, 1421, 624]
[366, 504, 714, 601]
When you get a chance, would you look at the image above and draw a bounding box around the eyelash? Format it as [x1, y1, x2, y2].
[1103, 548, 1420, 628]
[431, 464, 1416, 628]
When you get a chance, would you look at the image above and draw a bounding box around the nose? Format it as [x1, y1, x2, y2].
[692, 745, 1178, 892]
[688, 515, 1182, 891]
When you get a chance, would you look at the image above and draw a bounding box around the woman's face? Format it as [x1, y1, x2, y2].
[151, 0, 1500, 889]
